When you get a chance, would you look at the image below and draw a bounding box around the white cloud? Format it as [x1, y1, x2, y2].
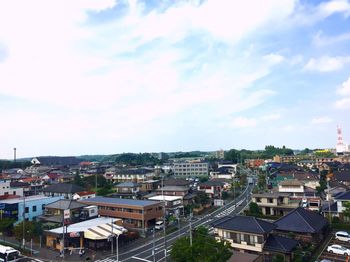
[318, 0, 350, 17]
[261, 113, 281, 121]
[335, 98, 350, 109]
[303, 56, 350, 72]
[313, 30, 350, 47]
[311, 117, 333, 124]
[230, 117, 257, 128]
[337, 77, 350, 96]
[263, 53, 285, 65]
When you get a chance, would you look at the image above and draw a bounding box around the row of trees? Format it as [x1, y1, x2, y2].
[224, 145, 294, 163]
[0, 218, 43, 242]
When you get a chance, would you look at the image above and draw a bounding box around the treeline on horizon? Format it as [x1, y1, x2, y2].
[0, 146, 335, 170]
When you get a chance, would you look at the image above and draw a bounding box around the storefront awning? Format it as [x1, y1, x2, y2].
[46, 217, 127, 241]
[85, 223, 126, 240]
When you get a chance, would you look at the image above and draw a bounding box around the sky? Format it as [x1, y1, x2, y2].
[0, 0, 350, 159]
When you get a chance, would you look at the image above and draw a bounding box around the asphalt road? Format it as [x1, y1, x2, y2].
[96, 177, 255, 262]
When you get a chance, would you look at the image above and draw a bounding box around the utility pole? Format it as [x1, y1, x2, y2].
[116, 234, 119, 262]
[111, 218, 114, 254]
[162, 175, 167, 262]
[152, 228, 156, 262]
[62, 213, 65, 259]
[22, 195, 26, 251]
[189, 211, 193, 246]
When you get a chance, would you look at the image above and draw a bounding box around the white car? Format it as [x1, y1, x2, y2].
[335, 231, 350, 242]
[327, 244, 350, 256]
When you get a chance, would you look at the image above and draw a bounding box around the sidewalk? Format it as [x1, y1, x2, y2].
[0, 230, 170, 262]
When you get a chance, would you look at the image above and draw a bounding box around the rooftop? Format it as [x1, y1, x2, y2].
[211, 215, 276, 234]
[42, 183, 84, 194]
[264, 235, 299, 253]
[148, 195, 182, 201]
[279, 179, 303, 186]
[44, 199, 87, 210]
[79, 196, 160, 207]
[334, 190, 350, 200]
[0, 195, 55, 204]
[274, 207, 329, 233]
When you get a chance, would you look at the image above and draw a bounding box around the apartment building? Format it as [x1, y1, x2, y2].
[0, 195, 63, 224]
[79, 197, 163, 231]
[0, 180, 24, 198]
[172, 161, 208, 177]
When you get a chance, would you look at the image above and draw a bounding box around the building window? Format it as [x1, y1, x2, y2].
[255, 198, 261, 203]
[32, 206, 37, 212]
[42, 204, 45, 210]
[25, 207, 29, 213]
[268, 198, 273, 203]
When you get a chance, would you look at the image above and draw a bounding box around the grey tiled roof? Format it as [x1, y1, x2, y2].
[43, 183, 84, 193]
[45, 199, 87, 210]
[274, 207, 328, 233]
[211, 215, 276, 234]
[264, 235, 299, 253]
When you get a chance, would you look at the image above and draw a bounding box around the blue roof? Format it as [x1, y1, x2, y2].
[80, 196, 159, 207]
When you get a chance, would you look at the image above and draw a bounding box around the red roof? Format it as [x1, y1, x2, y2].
[47, 173, 61, 179]
[76, 191, 95, 196]
[0, 195, 21, 200]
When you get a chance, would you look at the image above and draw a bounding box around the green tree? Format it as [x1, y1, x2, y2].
[13, 221, 36, 242]
[170, 226, 232, 262]
[316, 170, 328, 194]
[272, 254, 285, 262]
[249, 202, 261, 216]
[0, 217, 15, 237]
[343, 201, 350, 221]
[194, 191, 210, 206]
[257, 174, 266, 191]
[73, 171, 84, 187]
[221, 191, 229, 200]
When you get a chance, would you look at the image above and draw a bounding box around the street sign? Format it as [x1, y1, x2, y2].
[64, 209, 70, 219]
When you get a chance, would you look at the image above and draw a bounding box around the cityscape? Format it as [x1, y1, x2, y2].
[1, 1, 350, 262]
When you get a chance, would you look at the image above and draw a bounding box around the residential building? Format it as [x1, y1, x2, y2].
[197, 180, 225, 199]
[331, 170, 350, 187]
[139, 180, 160, 193]
[172, 161, 208, 177]
[155, 186, 189, 197]
[112, 182, 140, 199]
[274, 207, 329, 243]
[322, 191, 350, 221]
[147, 195, 183, 216]
[210, 167, 235, 180]
[79, 196, 163, 231]
[0, 195, 63, 224]
[211, 215, 298, 261]
[252, 193, 299, 216]
[72, 191, 96, 201]
[0, 180, 24, 197]
[39, 199, 96, 224]
[109, 168, 155, 183]
[42, 183, 84, 199]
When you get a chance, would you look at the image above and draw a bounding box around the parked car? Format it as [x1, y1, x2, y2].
[155, 221, 164, 230]
[327, 244, 350, 256]
[335, 231, 350, 242]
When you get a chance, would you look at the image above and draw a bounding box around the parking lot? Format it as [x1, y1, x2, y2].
[318, 235, 350, 262]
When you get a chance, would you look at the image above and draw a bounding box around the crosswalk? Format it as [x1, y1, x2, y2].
[214, 199, 244, 218]
[95, 258, 118, 262]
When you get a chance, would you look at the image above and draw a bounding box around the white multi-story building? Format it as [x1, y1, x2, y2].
[0, 180, 24, 197]
[172, 161, 208, 177]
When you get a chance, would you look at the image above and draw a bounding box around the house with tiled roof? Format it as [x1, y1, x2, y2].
[42, 183, 84, 199]
[322, 190, 350, 222]
[274, 207, 329, 242]
[211, 215, 298, 261]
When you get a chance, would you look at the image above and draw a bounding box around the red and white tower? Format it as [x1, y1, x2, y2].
[336, 126, 347, 154]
